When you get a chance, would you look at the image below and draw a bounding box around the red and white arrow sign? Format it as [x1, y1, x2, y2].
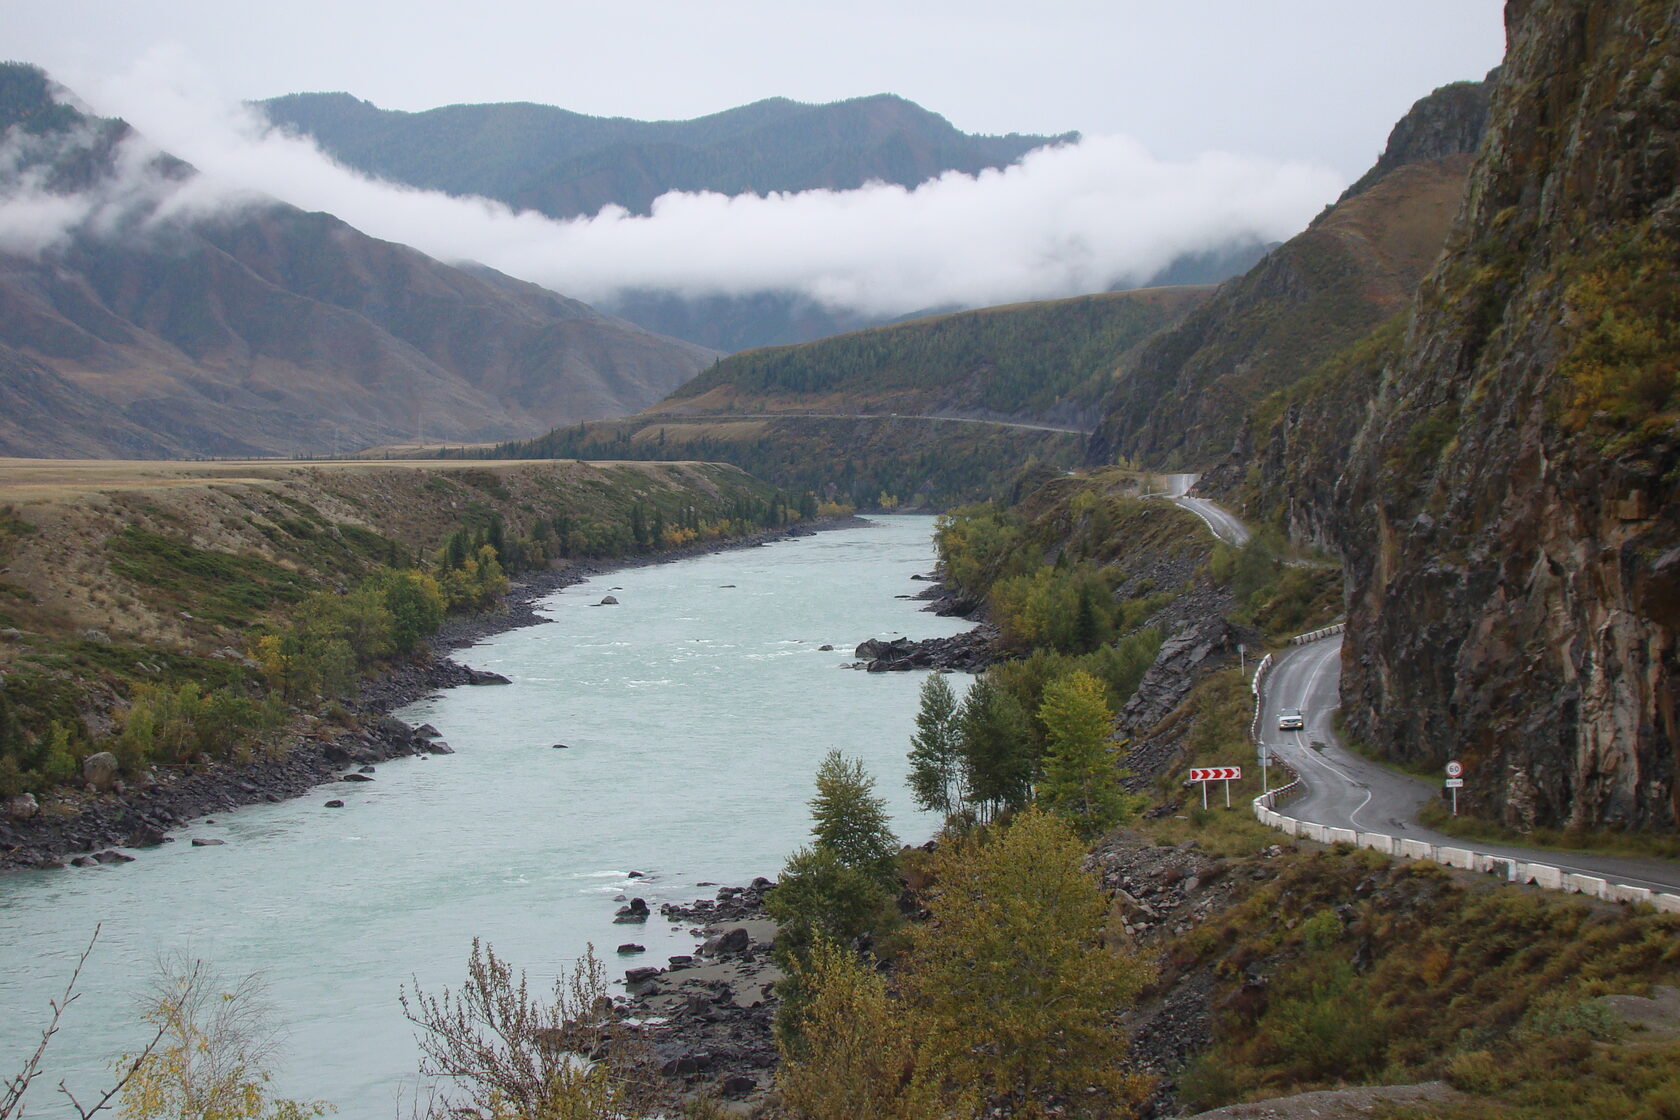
[1189, 766, 1242, 782]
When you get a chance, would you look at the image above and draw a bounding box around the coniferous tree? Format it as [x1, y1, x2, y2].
[809, 749, 900, 886]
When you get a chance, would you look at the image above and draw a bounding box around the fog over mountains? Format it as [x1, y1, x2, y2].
[247, 90, 1333, 349]
[38, 61, 1341, 352]
[0, 57, 1350, 455]
[0, 63, 716, 458]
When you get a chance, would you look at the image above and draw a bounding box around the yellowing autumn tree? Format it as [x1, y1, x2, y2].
[906, 808, 1152, 1118]
[1037, 670, 1131, 837]
[119, 959, 330, 1120]
[775, 941, 971, 1120]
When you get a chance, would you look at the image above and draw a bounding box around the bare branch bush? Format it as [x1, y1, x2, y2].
[400, 940, 659, 1120]
[1, 925, 165, 1120]
[115, 953, 331, 1119]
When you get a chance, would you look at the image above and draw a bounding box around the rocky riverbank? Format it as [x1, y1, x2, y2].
[0, 709, 457, 871]
[850, 572, 1005, 672]
[0, 517, 864, 874]
[609, 830, 1291, 1118]
[619, 880, 783, 1112]
[852, 627, 1002, 672]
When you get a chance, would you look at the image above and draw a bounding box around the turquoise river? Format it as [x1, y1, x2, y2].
[0, 515, 969, 1117]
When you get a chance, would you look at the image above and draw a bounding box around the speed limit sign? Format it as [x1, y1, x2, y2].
[1446, 760, 1464, 778]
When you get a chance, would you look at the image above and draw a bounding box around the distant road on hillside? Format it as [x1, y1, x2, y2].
[637, 411, 1092, 435]
[1159, 472, 1252, 545]
[1260, 635, 1680, 894]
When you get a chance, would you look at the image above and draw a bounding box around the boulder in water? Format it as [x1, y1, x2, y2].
[126, 825, 168, 847]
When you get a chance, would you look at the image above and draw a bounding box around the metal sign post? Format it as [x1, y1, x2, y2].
[1445, 761, 1465, 816]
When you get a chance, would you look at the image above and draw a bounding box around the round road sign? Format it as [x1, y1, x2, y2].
[1446, 760, 1464, 778]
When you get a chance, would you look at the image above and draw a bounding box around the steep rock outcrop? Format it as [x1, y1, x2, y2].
[1337, 77, 1495, 203]
[1332, 0, 1680, 829]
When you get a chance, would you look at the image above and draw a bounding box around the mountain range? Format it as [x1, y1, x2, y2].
[0, 63, 717, 459]
[255, 92, 1270, 351]
[258, 91, 1072, 222]
[504, 286, 1211, 507]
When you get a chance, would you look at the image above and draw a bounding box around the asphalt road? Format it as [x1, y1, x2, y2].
[1160, 472, 1252, 545]
[1259, 636, 1680, 894]
[641, 411, 1091, 435]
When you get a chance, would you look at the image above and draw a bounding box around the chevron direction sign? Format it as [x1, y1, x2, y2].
[1189, 767, 1242, 782]
[1189, 765, 1242, 809]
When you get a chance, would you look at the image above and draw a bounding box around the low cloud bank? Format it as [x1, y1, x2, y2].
[15, 57, 1345, 316]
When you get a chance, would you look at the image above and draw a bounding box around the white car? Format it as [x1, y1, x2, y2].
[1277, 708, 1305, 731]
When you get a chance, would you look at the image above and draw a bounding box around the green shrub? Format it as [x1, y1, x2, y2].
[1299, 908, 1342, 950]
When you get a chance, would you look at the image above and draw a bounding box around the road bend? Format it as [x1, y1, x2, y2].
[1259, 636, 1680, 894]
[1157, 472, 1252, 546]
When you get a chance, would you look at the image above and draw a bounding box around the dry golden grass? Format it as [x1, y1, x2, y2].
[0, 457, 748, 652]
[0, 457, 712, 504]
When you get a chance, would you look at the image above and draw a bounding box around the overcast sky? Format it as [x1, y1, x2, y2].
[3, 1, 1509, 317]
[11, 1, 1505, 180]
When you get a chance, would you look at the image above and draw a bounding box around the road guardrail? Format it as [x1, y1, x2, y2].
[1249, 624, 1680, 912]
[1288, 622, 1345, 646]
[1248, 800, 1680, 912]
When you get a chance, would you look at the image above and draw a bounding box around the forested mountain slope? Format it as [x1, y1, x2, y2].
[0, 64, 717, 458]
[498, 288, 1210, 507]
[655, 287, 1211, 428]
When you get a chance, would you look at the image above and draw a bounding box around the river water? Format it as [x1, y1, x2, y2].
[0, 516, 968, 1117]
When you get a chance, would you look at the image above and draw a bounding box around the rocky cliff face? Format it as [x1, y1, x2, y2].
[1331, 0, 1680, 830]
[1337, 77, 1495, 204]
[1085, 77, 1491, 472]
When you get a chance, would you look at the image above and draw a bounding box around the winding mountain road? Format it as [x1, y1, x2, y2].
[1160, 472, 1251, 545]
[1259, 636, 1680, 895]
[1159, 474, 1680, 894]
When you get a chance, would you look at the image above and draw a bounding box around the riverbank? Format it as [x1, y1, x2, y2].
[616, 880, 783, 1111]
[0, 516, 866, 873]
